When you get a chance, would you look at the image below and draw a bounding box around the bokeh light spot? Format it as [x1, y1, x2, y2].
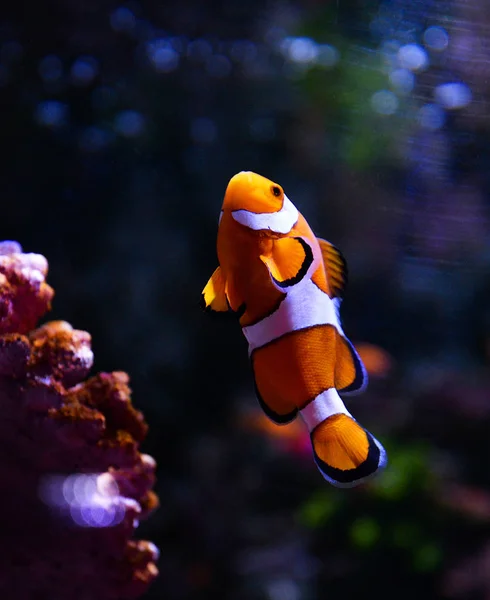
[266, 579, 300, 600]
[398, 44, 429, 72]
[170, 36, 187, 53]
[70, 56, 99, 86]
[80, 503, 116, 528]
[61, 474, 77, 505]
[229, 40, 257, 63]
[38, 475, 66, 506]
[317, 44, 339, 68]
[371, 90, 399, 115]
[350, 517, 380, 548]
[389, 68, 414, 94]
[73, 474, 96, 504]
[298, 491, 339, 528]
[435, 82, 472, 109]
[39, 473, 126, 528]
[413, 543, 443, 572]
[282, 36, 319, 64]
[264, 26, 287, 47]
[110, 7, 136, 32]
[38, 55, 63, 83]
[35, 100, 68, 128]
[206, 55, 232, 78]
[187, 39, 213, 61]
[417, 103, 445, 130]
[147, 39, 179, 73]
[114, 110, 146, 137]
[423, 26, 449, 52]
[1, 41, 23, 63]
[79, 127, 113, 152]
[97, 472, 119, 497]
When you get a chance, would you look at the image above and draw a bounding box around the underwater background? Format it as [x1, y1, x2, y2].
[1, 0, 490, 598]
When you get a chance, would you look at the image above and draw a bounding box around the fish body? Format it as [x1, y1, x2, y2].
[202, 171, 387, 487]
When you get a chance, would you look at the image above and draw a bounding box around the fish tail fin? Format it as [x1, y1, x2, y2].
[311, 413, 387, 487]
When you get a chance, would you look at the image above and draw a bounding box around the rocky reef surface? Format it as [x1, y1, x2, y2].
[0, 241, 158, 599]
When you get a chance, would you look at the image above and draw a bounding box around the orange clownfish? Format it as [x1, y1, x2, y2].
[201, 171, 387, 487]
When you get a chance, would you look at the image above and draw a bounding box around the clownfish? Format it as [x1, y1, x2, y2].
[201, 171, 387, 487]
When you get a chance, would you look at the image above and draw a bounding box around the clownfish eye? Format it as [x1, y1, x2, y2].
[271, 185, 282, 197]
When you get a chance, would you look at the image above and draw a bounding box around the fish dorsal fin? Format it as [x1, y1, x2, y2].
[317, 238, 348, 299]
[201, 266, 229, 312]
[260, 237, 313, 289]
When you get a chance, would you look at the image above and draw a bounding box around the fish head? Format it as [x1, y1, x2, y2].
[220, 171, 298, 236]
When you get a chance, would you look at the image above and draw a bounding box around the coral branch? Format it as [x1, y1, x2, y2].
[0, 242, 159, 599]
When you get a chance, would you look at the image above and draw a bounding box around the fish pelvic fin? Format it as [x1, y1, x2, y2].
[201, 266, 229, 312]
[334, 330, 368, 395]
[311, 413, 387, 487]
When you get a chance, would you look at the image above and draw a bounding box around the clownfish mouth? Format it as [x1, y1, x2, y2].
[231, 194, 299, 235]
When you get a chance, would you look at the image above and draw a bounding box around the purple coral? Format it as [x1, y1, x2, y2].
[0, 241, 159, 599]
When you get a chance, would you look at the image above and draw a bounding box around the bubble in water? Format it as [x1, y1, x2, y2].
[114, 110, 146, 137]
[398, 44, 429, 72]
[434, 82, 472, 109]
[423, 26, 449, 52]
[371, 90, 399, 115]
[35, 100, 68, 127]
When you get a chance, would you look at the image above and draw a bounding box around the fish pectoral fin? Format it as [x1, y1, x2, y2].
[260, 236, 313, 289]
[317, 238, 348, 299]
[201, 266, 229, 312]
